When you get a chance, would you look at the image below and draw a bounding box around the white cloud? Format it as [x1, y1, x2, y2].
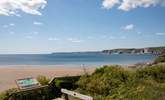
[122, 24, 134, 31]
[27, 32, 39, 35]
[137, 31, 142, 34]
[101, 35, 108, 39]
[102, 0, 165, 11]
[2, 23, 15, 28]
[9, 31, 15, 34]
[102, 0, 120, 9]
[0, 0, 47, 16]
[120, 36, 126, 39]
[25, 36, 33, 39]
[33, 32, 39, 35]
[67, 38, 83, 43]
[9, 23, 15, 26]
[109, 36, 116, 39]
[33, 21, 43, 25]
[48, 37, 60, 41]
[67, 38, 74, 41]
[71, 40, 82, 43]
[155, 32, 165, 35]
[3, 25, 8, 28]
[87, 36, 94, 39]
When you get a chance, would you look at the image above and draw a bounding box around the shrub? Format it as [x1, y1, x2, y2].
[77, 65, 165, 100]
[54, 76, 80, 90]
[136, 65, 165, 83]
[109, 79, 165, 100]
[0, 88, 19, 100]
[37, 75, 50, 85]
[0, 83, 59, 100]
[154, 55, 165, 63]
[77, 66, 131, 96]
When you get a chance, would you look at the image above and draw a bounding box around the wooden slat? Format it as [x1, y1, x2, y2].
[61, 89, 93, 100]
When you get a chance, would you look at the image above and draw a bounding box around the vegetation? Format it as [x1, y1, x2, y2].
[54, 76, 80, 90]
[77, 65, 165, 100]
[0, 88, 19, 100]
[136, 65, 165, 83]
[154, 54, 165, 63]
[0, 85, 59, 100]
[37, 75, 50, 85]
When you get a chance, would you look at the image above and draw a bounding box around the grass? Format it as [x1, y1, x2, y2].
[76, 65, 165, 100]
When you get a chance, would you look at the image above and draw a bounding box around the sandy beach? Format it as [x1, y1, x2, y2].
[0, 65, 96, 93]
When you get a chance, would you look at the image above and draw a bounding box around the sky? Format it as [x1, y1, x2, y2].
[0, 0, 165, 54]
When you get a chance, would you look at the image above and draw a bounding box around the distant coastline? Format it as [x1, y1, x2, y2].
[51, 46, 165, 55]
[102, 46, 165, 55]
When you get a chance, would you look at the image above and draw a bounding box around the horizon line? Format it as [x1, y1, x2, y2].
[0, 46, 164, 55]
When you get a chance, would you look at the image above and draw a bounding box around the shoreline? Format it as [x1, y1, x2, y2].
[0, 61, 151, 68]
[0, 64, 98, 68]
[0, 65, 96, 93]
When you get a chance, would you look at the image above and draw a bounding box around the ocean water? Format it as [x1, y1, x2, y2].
[0, 53, 156, 66]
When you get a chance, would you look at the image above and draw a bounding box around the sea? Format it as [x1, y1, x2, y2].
[0, 52, 157, 67]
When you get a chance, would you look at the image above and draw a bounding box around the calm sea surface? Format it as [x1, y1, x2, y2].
[0, 53, 156, 66]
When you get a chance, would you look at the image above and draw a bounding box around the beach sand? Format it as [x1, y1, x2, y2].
[0, 65, 96, 93]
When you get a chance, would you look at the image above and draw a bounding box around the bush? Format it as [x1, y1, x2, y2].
[136, 65, 165, 83]
[0, 88, 19, 100]
[54, 76, 80, 90]
[37, 75, 50, 85]
[77, 65, 165, 100]
[155, 55, 165, 63]
[77, 66, 131, 96]
[109, 79, 165, 100]
[0, 87, 57, 100]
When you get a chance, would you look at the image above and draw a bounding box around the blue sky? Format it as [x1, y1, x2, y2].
[0, 0, 165, 54]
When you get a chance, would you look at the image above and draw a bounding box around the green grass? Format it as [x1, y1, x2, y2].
[76, 65, 165, 100]
[155, 55, 165, 63]
[36, 75, 50, 85]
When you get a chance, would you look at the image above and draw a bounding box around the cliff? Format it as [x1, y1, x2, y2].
[102, 46, 165, 55]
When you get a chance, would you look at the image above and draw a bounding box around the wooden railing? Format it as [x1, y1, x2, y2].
[60, 89, 93, 100]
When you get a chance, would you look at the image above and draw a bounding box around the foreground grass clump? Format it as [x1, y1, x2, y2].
[77, 66, 131, 95]
[136, 65, 165, 83]
[0, 88, 19, 100]
[37, 75, 50, 85]
[54, 76, 80, 90]
[0, 86, 55, 100]
[154, 54, 165, 63]
[76, 65, 165, 100]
